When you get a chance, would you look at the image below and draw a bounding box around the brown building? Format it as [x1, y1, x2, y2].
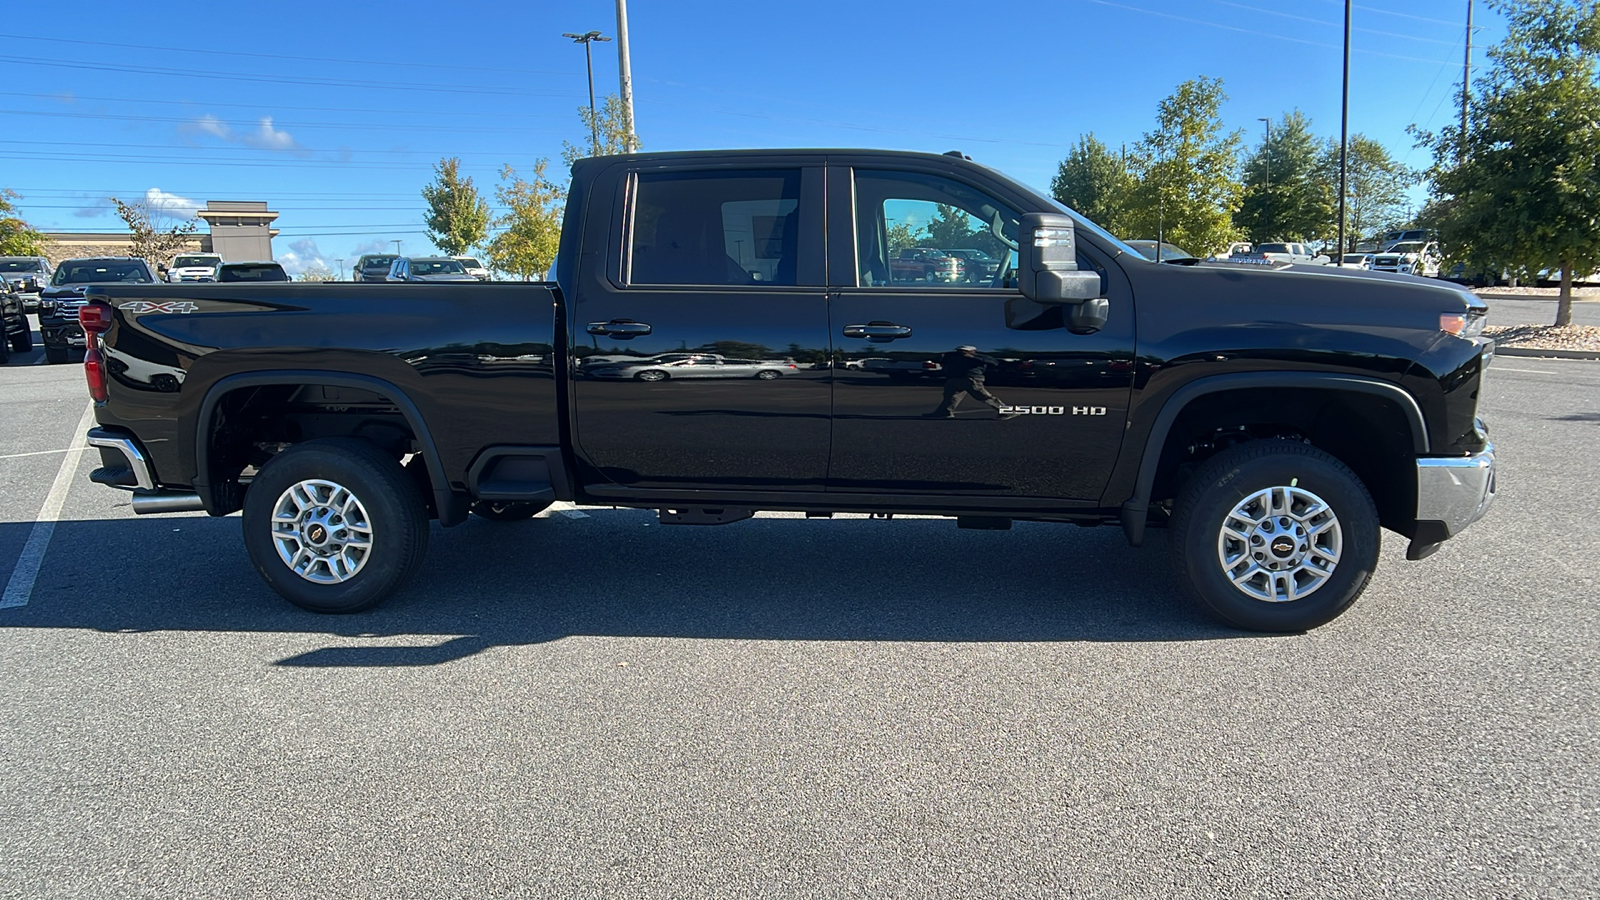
[42, 200, 280, 266]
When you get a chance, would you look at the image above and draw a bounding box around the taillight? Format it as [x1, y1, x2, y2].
[79, 302, 113, 334]
[85, 346, 108, 401]
[80, 302, 113, 402]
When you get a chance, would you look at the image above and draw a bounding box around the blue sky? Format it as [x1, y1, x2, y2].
[3, 0, 1498, 275]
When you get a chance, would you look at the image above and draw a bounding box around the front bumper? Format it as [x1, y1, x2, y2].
[41, 320, 85, 347]
[1409, 442, 1496, 558]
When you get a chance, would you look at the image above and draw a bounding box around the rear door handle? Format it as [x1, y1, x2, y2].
[843, 323, 912, 340]
[587, 319, 653, 338]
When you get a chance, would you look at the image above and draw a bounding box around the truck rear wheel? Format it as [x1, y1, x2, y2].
[242, 438, 429, 614]
[44, 344, 68, 364]
[1169, 440, 1380, 632]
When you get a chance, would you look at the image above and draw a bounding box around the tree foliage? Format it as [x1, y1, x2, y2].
[1050, 133, 1135, 237]
[1124, 77, 1245, 256]
[561, 94, 638, 168]
[1417, 0, 1600, 324]
[1326, 135, 1415, 250]
[421, 157, 491, 256]
[486, 161, 565, 281]
[297, 264, 336, 282]
[110, 197, 198, 264]
[0, 189, 46, 257]
[1235, 111, 1335, 244]
[885, 221, 921, 256]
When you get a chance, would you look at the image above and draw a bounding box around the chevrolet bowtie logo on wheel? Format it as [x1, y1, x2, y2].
[117, 301, 199, 315]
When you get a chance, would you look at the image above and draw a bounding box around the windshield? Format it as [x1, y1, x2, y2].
[456, 258, 483, 268]
[1387, 243, 1427, 253]
[412, 259, 466, 275]
[173, 256, 219, 268]
[0, 259, 44, 273]
[218, 264, 288, 282]
[1257, 243, 1291, 254]
[53, 261, 152, 285]
[360, 255, 398, 269]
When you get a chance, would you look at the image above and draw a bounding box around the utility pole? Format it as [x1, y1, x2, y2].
[615, 0, 637, 152]
[335, 259, 344, 280]
[563, 30, 611, 156]
[1461, 0, 1473, 160]
[1337, 0, 1351, 258]
[1258, 117, 1272, 240]
[391, 240, 402, 255]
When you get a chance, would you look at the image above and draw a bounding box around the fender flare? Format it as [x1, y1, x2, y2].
[195, 371, 466, 526]
[1119, 372, 1428, 546]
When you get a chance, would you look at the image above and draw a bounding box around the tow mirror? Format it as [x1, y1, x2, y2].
[1017, 212, 1108, 333]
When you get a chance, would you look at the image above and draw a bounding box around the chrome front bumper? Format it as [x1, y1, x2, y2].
[1410, 442, 1496, 557]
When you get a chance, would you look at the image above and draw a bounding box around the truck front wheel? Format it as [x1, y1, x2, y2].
[242, 438, 429, 614]
[1169, 440, 1380, 632]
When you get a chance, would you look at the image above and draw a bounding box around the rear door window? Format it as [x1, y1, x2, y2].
[628, 170, 803, 286]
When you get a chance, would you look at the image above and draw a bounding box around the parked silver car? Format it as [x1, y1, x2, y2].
[386, 257, 479, 283]
[587, 354, 799, 382]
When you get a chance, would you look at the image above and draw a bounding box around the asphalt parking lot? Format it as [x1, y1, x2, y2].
[1, 324, 1597, 898]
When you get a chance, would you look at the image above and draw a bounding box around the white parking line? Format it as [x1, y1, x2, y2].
[1, 402, 96, 610]
[0, 448, 75, 461]
[1492, 367, 1558, 375]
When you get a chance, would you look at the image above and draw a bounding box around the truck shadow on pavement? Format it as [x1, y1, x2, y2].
[0, 508, 1262, 667]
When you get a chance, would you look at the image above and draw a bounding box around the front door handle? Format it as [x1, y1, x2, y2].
[843, 322, 913, 341]
[587, 319, 653, 338]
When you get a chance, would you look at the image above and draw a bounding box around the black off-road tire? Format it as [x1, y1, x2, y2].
[0, 336, 9, 365]
[9, 326, 30, 353]
[242, 438, 429, 614]
[44, 343, 68, 364]
[471, 500, 551, 522]
[1169, 440, 1380, 632]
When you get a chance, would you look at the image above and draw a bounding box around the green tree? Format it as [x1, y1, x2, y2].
[885, 221, 922, 256]
[486, 160, 564, 281]
[923, 204, 973, 247]
[1125, 77, 1245, 256]
[1235, 111, 1335, 244]
[1324, 135, 1415, 251]
[421, 157, 491, 256]
[110, 197, 197, 264]
[0, 189, 46, 257]
[561, 94, 639, 168]
[1050, 133, 1135, 236]
[1416, 0, 1600, 325]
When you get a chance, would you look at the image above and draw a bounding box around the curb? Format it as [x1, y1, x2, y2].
[1475, 292, 1600, 302]
[1493, 346, 1600, 360]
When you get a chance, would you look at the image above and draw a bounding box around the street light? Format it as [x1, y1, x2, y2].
[563, 30, 612, 156]
[1258, 117, 1272, 240]
[391, 240, 402, 255]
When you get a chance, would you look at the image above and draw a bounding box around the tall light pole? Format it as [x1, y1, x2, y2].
[563, 30, 611, 156]
[391, 240, 402, 255]
[1258, 117, 1272, 240]
[1338, 0, 1351, 258]
[615, 0, 637, 152]
[1461, 0, 1473, 160]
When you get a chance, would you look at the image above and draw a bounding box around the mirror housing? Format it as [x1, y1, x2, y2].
[1017, 212, 1108, 332]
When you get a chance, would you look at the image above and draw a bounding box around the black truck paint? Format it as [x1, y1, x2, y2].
[79, 149, 1497, 630]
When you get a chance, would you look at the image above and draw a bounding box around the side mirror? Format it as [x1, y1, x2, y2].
[1017, 212, 1108, 332]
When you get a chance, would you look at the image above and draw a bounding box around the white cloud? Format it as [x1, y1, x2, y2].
[190, 114, 231, 140]
[244, 117, 298, 151]
[143, 188, 201, 219]
[277, 238, 333, 278]
[182, 114, 301, 152]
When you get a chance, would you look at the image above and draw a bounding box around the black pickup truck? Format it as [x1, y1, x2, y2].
[77, 149, 1496, 631]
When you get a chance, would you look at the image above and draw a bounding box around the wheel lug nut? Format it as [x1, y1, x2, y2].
[1255, 552, 1265, 560]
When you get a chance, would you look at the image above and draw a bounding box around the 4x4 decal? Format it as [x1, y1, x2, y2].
[117, 301, 199, 314]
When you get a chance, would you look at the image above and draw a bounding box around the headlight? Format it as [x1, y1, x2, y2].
[1440, 311, 1487, 338]
[39, 299, 56, 314]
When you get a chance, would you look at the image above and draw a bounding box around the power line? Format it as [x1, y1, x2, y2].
[0, 55, 571, 97]
[0, 91, 571, 121]
[1210, 0, 1462, 46]
[13, 34, 568, 77]
[1083, 0, 1458, 64]
[0, 108, 565, 136]
[0, 139, 554, 159]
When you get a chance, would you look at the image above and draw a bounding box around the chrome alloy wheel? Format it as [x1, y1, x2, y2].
[270, 479, 374, 584]
[1216, 485, 1343, 603]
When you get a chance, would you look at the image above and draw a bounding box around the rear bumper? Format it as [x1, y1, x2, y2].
[1409, 442, 1496, 558]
